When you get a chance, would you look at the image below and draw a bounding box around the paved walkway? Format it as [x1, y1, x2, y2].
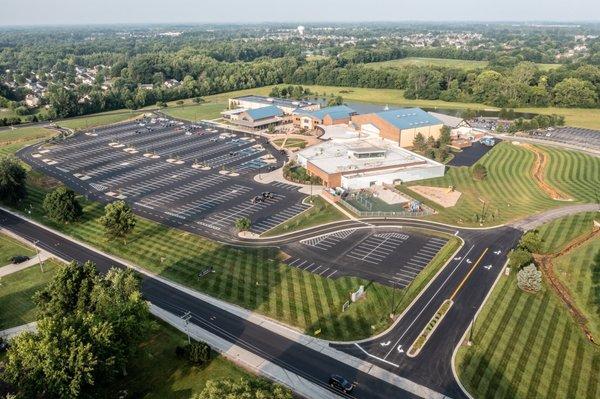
[509, 203, 599, 231]
[0, 228, 52, 277]
[0, 322, 37, 339]
[253, 165, 323, 196]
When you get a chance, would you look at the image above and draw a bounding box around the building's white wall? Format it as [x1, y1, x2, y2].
[296, 154, 309, 168]
[340, 164, 445, 190]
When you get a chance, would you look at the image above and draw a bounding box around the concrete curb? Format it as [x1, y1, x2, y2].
[0, 322, 37, 339]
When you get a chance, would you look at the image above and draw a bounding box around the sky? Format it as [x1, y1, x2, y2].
[0, 0, 599, 26]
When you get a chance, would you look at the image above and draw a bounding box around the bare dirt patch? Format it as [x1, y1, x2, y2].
[524, 144, 572, 201]
[408, 185, 462, 208]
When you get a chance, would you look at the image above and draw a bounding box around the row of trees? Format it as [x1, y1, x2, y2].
[412, 126, 452, 162]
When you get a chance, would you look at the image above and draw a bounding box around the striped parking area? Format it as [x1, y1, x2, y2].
[164, 185, 254, 220]
[135, 174, 230, 208]
[199, 195, 283, 231]
[389, 237, 447, 287]
[270, 181, 300, 191]
[301, 229, 357, 250]
[251, 202, 310, 234]
[286, 257, 340, 279]
[346, 232, 410, 265]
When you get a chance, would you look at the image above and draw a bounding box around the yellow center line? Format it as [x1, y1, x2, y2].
[449, 248, 489, 301]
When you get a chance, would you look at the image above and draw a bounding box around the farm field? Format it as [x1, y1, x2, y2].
[0, 259, 59, 330]
[0, 232, 36, 266]
[14, 173, 397, 341]
[364, 57, 562, 72]
[455, 269, 600, 399]
[400, 143, 599, 227]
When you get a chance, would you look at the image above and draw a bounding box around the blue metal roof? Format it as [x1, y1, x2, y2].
[245, 105, 283, 120]
[375, 108, 442, 130]
[300, 105, 356, 121]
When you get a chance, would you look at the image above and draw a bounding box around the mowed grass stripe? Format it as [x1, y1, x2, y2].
[457, 271, 600, 399]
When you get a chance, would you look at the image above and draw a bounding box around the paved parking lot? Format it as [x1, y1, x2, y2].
[526, 126, 600, 151]
[24, 116, 309, 237]
[283, 228, 448, 286]
[447, 141, 498, 167]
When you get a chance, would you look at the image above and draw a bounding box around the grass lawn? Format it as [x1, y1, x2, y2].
[110, 320, 253, 399]
[0, 126, 54, 146]
[262, 196, 347, 237]
[554, 233, 600, 340]
[162, 102, 226, 121]
[0, 232, 36, 266]
[57, 110, 143, 131]
[536, 212, 599, 254]
[14, 174, 396, 341]
[455, 271, 600, 399]
[0, 259, 59, 330]
[398, 143, 598, 227]
[271, 138, 308, 149]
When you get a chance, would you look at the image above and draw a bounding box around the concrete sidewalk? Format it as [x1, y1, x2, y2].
[151, 305, 341, 399]
[0, 227, 53, 277]
[0, 322, 37, 339]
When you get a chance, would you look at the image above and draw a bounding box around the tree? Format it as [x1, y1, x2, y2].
[0, 156, 27, 205]
[438, 126, 452, 147]
[519, 231, 542, 253]
[552, 78, 598, 108]
[235, 217, 251, 232]
[472, 163, 487, 181]
[192, 97, 204, 104]
[517, 263, 542, 292]
[509, 248, 533, 269]
[177, 341, 211, 364]
[412, 132, 426, 152]
[99, 200, 136, 243]
[43, 186, 83, 223]
[196, 378, 293, 399]
[5, 261, 151, 398]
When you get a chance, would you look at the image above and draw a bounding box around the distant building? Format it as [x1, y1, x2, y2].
[351, 108, 444, 148]
[427, 111, 469, 129]
[228, 95, 319, 115]
[229, 105, 284, 130]
[164, 79, 181, 88]
[24, 94, 40, 108]
[139, 83, 154, 90]
[293, 105, 357, 130]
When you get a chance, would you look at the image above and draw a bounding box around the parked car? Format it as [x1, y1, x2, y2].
[10, 255, 30, 264]
[328, 374, 354, 393]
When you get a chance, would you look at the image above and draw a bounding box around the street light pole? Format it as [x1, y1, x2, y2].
[181, 311, 192, 344]
[34, 240, 44, 273]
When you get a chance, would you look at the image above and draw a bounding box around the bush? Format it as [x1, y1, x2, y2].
[509, 248, 533, 268]
[175, 341, 211, 365]
[235, 217, 251, 232]
[517, 263, 542, 292]
[472, 163, 487, 181]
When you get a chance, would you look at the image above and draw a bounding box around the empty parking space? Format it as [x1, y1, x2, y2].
[24, 115, 307, 237]
[286, 257, 340, 278]
[346, 232, 410, 265]
[301, 229, 357, 250]
[527, 126, 600, 151]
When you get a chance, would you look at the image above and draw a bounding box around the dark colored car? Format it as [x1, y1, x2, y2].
[328, 374, 354, 393]
[10, 255, 30, 264]
[0, 338, 9, 352]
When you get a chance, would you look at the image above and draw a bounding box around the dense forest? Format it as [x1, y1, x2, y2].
[1, 23, 600, 123]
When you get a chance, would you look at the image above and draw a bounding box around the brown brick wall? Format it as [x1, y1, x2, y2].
[306, 163, 341, 187]
[350, 114, 401, 144]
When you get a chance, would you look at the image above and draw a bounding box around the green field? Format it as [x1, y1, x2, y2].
[456, 270, 600, 399]
[272, 138, 308, 149]
[162, 102, 225, 121]
[263, 196, 346, 237]
[554, 233, 600, 341]
[0, 260, 59, 330]
[399, 143, 599, 227]
[0, 232, 36, 266]
[0, 126, 54, 146]
[57, 110, 143, 130]
[365, 57, 561, 72]
[111, 320, 252, 399]
[536, 212, 599, 254]
[366, 57, 490, 70]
